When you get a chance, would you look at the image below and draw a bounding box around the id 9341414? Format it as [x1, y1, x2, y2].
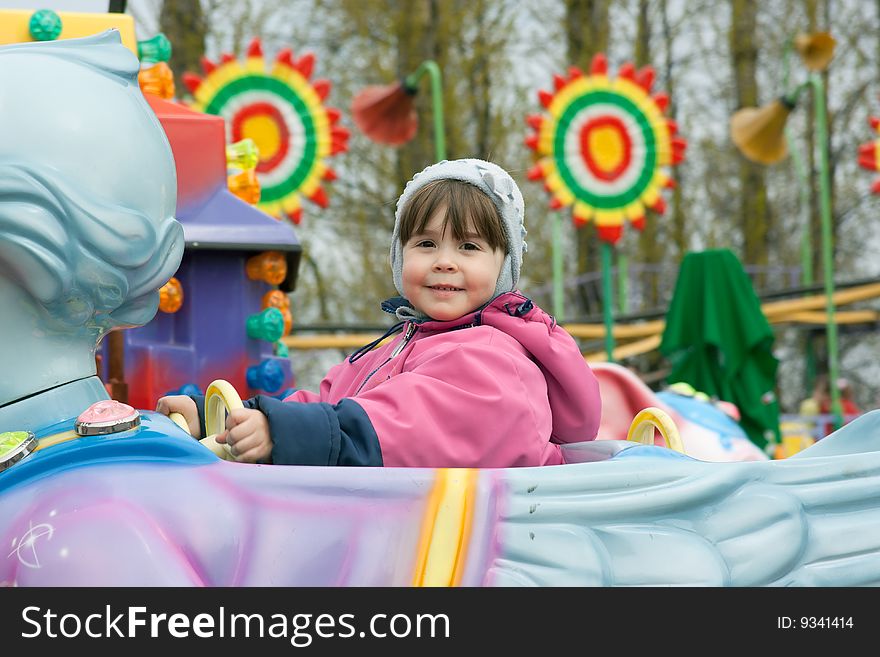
[777, 617, 854, 630]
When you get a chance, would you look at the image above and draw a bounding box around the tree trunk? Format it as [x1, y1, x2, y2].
[661, 0, 686, 263]
[159, 0, 208, 100]
[730, 0, 770, 280]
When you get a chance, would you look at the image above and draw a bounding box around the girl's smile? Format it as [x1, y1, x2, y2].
[426, 284, 465, 296]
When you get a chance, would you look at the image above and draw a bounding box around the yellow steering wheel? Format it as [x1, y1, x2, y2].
[626, 407, 686, 454]
[169, 379, 242, 461]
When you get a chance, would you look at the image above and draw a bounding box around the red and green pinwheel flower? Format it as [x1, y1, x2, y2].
[525, 53, 686, 244]
[184, 38, 348, 224]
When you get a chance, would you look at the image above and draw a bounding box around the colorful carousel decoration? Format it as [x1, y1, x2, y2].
[525, 53, 686, 356]
[183, 37, 349, 224]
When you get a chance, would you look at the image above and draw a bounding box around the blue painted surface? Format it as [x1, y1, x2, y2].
[0, 413, 216, 495]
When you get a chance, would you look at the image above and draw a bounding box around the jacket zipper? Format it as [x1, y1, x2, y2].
[354, 322, 417, 394]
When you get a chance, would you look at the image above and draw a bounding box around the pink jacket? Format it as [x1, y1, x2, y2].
[281, 292, 600, 468]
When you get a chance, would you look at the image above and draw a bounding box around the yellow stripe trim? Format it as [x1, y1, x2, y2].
[412, 469, 478, 587]
[33, 430, 80, 452]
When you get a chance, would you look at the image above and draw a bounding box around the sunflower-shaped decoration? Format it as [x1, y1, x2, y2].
[184, 37, 348, 224]
[857, 114, 880, 194]
[525, 53, 686, 243]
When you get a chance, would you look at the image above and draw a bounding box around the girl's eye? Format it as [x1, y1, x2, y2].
[461, 242, 481, 251]
[415, 239, 435, 248]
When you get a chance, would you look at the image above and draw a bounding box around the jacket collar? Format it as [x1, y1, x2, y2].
[380, 291, 536, 333]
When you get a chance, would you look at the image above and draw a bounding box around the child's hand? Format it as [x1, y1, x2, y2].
[217, 408, 273, 463]
[156, 395, 201, 438]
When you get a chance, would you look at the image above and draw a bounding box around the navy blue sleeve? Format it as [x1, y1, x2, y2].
[189, 394, 207, 438]
[189, 394, 381, 466]
[246, 395, 383, 466]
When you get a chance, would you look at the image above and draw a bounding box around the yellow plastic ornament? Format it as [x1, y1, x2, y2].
[158, 277, 183, 313]
[246, 251, 287, 285]
[226, 138, 260, 171]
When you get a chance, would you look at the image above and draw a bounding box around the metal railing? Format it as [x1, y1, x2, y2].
[525, 263, 804, 319]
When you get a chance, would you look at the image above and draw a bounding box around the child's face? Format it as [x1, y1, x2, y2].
[401, 205, 505, 321]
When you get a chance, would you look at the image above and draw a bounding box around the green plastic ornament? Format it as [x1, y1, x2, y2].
[137, 33, 172, 64]
[226, 139, 260, 172]
[29, 9, 63, 42]
[247, 307, 284, 343]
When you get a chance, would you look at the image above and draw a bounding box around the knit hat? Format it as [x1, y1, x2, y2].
[390, 158, 527, 299]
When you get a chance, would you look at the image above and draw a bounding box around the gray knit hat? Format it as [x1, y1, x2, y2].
[390, 158, 527, 299]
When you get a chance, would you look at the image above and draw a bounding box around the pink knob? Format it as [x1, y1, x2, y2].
[75, 400, 140, 436]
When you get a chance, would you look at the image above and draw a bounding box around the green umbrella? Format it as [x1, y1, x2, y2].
[659, 249, 780, 451]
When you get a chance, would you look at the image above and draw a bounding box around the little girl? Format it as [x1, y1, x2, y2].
[157, 159, 601, 467]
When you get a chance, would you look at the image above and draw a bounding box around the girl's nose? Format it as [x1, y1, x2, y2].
[432, 251, 459, 272]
